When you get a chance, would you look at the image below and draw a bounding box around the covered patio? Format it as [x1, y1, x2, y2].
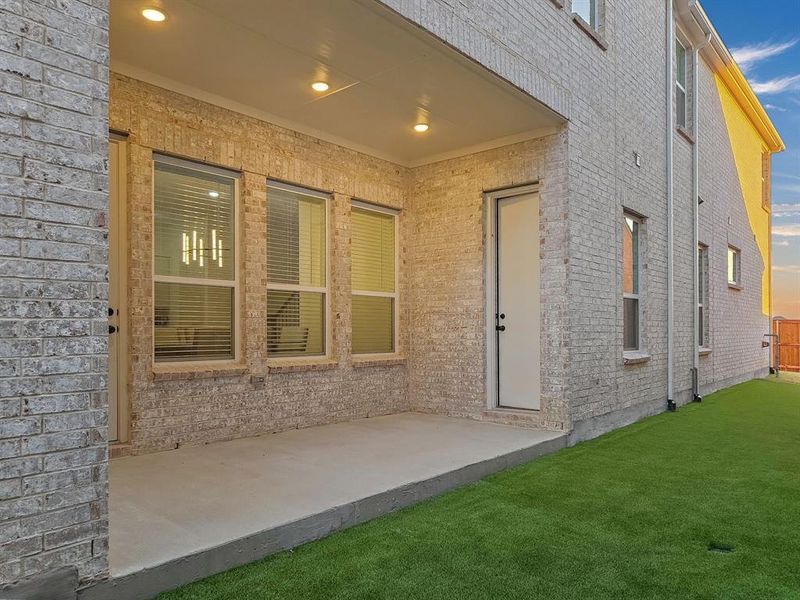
[88, 414, 564, 599]
[99, 0, 569, 597]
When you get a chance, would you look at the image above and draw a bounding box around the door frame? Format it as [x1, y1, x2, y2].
[484, 183, 540, 411]
[109, 135, 130, 443]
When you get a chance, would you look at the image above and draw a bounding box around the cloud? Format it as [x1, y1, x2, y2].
[773, 265, 800, 273]
[775, 182, 800, 194]
[774, 224, 800, 237]
[764, 103, 787, 112]
[750, 74, 800, 95]
[732, 39, 798, 72]
[775, 173, 800, 181]
[775, 240, 790, 247]
[773, 203, 800, 216]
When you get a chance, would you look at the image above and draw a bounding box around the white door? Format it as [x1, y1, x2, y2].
[108, 139, 128, 442]
[495, 192, 540, 410]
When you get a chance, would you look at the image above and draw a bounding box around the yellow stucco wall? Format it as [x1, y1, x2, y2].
[715, 73, 771, 316]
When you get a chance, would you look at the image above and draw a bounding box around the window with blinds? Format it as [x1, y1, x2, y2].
[266, 181, 328, 357]
[351, 203, 397, 354]
[153, 156, 238, 362]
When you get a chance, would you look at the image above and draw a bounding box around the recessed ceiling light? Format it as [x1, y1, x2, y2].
[141, 8, 167, 22]
[311, 81, 330, 93]
[208, 191, 220, 198]
[413, 122, 430, 133]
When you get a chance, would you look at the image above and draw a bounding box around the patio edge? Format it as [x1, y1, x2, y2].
[79, 432, 566, 600]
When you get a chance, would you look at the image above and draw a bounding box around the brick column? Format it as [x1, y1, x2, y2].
[0, 0, 110, 592]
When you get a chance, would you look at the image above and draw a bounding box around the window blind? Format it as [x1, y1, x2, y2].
[153, 159, 237, 362]
[266, 183, 327, 356]
[351, 205, 396, 354]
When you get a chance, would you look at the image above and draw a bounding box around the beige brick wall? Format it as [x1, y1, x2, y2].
[110, 72, 573, 451]
[408, 133, 570, 431]
[111, 74, 411, 454]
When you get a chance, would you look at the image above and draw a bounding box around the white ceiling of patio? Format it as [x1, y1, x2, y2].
[110, 0, 564, 166]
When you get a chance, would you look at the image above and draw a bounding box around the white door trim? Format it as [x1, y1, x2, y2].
[484, 183, 540, 411]
[109, 138, 129, 443]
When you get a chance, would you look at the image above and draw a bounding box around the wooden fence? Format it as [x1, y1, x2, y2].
[774, 319, 800, 373]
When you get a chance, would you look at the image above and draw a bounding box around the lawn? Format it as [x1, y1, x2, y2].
[159, 379, 800, 600]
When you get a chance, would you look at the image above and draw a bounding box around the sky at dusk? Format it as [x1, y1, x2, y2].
[703, 0, 800, 318]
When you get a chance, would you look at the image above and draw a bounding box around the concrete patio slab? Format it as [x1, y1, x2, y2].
[82, 413, 565, 600]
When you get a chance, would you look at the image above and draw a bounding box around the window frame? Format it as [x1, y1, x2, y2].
[573, 0, 598, 29]
[623, 212, 642, 353]
[350, 200, 400, 356]
[727, 245, 742, 289]
[151, 154, 241, 366]
[698, 244, 710, 349]
[675, 37, 688, 130]
[265, 179, 331, 359]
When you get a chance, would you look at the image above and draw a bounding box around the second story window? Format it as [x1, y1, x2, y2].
[573, 0, 597, 28]
[676, 39, 688, 129]
[727, 246, 741, 288]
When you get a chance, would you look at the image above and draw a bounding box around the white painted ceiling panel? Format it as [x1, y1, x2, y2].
[110, 0, 564, 165]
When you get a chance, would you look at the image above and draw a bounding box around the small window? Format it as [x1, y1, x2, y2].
[351, 202, 398, 354]
[676, 39, 687, 129]
[623, 214, 641, 351]
[727, 246, 741, 287]
[266, 181, 328, 357]
[573, 0, 597, 28]
[153, 157, 238, 363]
[762, 152, 771, 211]
[698, 245, 709, 348]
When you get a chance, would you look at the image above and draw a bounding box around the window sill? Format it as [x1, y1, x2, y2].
[351, 354, 407, 368]
[728, 282, 743, 291]
[676, 126, 695, 144]
[152, 363, 249, 381]
[267, 357, 339, 374]
[572, 14, 607, 50]
[699, 347, 712, 357]
[623, 351, 651, 365]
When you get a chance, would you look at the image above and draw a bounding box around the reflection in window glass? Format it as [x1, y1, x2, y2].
[153, 159, 237, 362]
[266, 183, 328, 357]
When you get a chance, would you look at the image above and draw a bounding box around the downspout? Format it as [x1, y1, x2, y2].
[692, 27, 712, 403]
[666, 0, 676, 412]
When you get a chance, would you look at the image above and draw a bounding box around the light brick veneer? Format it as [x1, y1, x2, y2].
[111, 74, 411, 454]
[0, 0, 110, 588]
[0, 0, 776, 591]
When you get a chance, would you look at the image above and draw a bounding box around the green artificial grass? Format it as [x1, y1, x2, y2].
[159, 379, 800, 600]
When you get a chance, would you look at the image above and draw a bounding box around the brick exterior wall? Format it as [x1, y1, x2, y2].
[109, 74, 412, 454]
[0, 0, 776, 590]
[0, 0, 110, 588]
[408, 133, 570, 431]
[382, 0, 772, 438]
[697, 60, 772, 393]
